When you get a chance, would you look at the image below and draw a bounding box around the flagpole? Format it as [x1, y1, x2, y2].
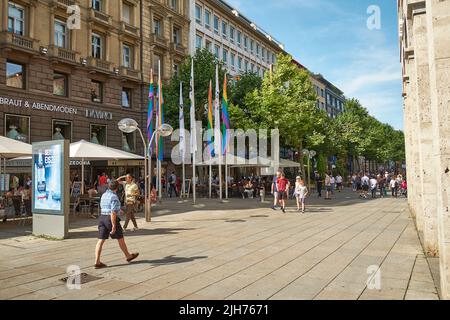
[179, 82, 186, 200]
[157, 60, 162, 202]
[190, 58, 197, 205]
[215, 64, 222, 201]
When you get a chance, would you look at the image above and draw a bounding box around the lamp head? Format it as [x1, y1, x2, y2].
[158, 124, 173, 137]
[118, 118, 139, 134]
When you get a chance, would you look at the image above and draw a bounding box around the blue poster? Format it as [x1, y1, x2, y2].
[32, 141, 64, 214]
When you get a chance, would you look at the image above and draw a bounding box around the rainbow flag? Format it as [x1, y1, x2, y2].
[157, 78, 164, 161]
[207, 80, 214, 157]
[221, 74, 230, 155]
[147, 70, 155, 153]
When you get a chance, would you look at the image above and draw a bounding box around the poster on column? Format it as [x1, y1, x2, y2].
[32, 140, 65, 215]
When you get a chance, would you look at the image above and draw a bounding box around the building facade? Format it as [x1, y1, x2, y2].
[312, 74, 345, 118]
[398, 0, 450, 299]
[189, 0, 285, 78]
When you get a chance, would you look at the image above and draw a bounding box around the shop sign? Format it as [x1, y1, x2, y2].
[108, 160, 145, 167]
[85, 109, 113, 120]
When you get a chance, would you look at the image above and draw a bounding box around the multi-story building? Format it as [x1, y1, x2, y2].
[142, 0, 190, 82]
[313, 74, 345, 118]
[189, 0, 285, 78]
[398, 0, 450, 299]
[0, 0, 190, 181]
[310, 74, 326, 112]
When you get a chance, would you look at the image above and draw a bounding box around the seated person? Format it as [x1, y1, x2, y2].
[243, 179, 254, 199]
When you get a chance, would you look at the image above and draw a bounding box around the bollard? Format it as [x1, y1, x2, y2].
[260, 188, 265, 202]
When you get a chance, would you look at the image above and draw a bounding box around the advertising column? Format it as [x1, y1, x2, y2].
[32, 140, 69, 239]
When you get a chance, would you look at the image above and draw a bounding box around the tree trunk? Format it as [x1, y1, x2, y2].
[298, 142, 306, 179]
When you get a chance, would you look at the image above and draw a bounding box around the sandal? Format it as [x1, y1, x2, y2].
[94, 262, 107, 269]
[127, 253, 139, 263]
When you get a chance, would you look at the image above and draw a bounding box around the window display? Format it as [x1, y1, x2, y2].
[52, 120, 72, 141]
[122, 132, 135, 153]
[5, 114, 30, 143]
[90, 124, 107, 146]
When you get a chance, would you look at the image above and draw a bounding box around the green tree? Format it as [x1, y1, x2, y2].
[164, 49, 229, 129]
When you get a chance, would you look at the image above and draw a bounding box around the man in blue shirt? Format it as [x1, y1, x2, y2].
[94, 180, 139, 269]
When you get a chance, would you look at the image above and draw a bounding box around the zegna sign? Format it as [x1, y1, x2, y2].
[0, 96, 113, 120]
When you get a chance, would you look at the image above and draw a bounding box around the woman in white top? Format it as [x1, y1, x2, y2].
[294, 177, 309, 213]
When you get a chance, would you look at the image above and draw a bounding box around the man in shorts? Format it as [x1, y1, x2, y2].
[271, 170, 282, 210]
[94, 180, 139, 269]
[276, 172, 290, 213]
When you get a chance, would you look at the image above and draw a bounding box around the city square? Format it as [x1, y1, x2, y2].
[0, 0, 449, 307]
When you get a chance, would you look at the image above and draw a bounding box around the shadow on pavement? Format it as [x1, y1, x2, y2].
[109, 255, 208, 268]
[68, 228, 196, 239]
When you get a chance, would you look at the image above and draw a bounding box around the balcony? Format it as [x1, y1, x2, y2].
[170, 42, 186, 56]
[119, 67, 140, 80]
[150, 33, 168, 49]
[0, 32, 39, 54]
[87, 57, 112, 73]
[48, 45, 78, 64]
[52, 0, 76, 8]
[89, 9, 112, 27]
[120, 22, 140, 39]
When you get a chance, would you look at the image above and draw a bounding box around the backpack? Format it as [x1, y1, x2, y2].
[362, 178, 369, 186]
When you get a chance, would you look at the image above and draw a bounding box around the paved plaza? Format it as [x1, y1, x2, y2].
[0, 191, 439, 300]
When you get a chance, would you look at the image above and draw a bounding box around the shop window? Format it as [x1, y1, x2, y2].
[122, 132, 135, 153]
[6, 61, 25, 89]
[90, 124, 107, 146]
[122, 88, 132, 108]
[91, 80, 103, 103]
[53, 72, 68, 97]
[52, 120, 72, 141]
[5, 114, 30, 143]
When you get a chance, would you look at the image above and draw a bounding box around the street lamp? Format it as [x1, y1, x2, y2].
[302, 149, 316, 189]
[118, 118, 173, 222]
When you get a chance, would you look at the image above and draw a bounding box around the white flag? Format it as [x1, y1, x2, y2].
[214, 64, 221, 157]
[189, 59, 197, 154]
[179, 82, 185, 160]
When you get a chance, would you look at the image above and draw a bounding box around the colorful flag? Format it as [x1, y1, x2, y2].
[179, 82, 185, 161]
[207, 80, 214, 157]
[147, 70, 155, 153]
[157, 74, 164, 161]
[214, 64, 221, 158]
[221, 74, 230, 155]
[189, 58, 197, 154]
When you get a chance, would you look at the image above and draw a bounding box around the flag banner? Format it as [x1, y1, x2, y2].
[207, 80, 214, 157]
[214, 64, 221, 158]
[158, 75, 164, 161]
[147, 70, 155, 155]
[179, 82, 185, 160]
[221, 74, 230, 155]
[189, 59, 197, 154]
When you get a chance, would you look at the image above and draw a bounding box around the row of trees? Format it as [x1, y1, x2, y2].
[163, 49, 405, 177]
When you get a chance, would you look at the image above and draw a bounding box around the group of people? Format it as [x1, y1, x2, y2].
[351, 172, 407, 199]
[271, 170, 309, 213]
[314, 172, 344, 200]
[1, 176, 32, 222]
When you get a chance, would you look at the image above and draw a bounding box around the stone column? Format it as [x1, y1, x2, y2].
[2, 0, 8, 32]
[29, 2, 36, 38]
[412, 5, 439, 256]
[426, 0, 450, 300]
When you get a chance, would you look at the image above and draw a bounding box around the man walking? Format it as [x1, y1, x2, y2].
[361, 173, 370, 199]
[94, 180, 139, 269]
[315, 172, 323, 198]
[271, 170, 282, 210]
[324, 173, 332, 200]
[117, 174, 139, 232]
[168, 171, 178, 198]
[276, 172, 290, 213]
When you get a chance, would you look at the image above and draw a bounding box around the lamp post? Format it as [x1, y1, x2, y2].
[118, 118, 173, 222]
[302, 149, 316, 189]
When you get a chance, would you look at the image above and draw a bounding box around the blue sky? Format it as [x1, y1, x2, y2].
[227, 0, 403, 130]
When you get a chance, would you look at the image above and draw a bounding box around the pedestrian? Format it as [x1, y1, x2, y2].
[21, 185, 31, 216]
[271, 170, 282, 210]
[390, 176, 399, 198]
[330, 175, 336, 195]
[378, 175, 386, 198]
[361, 173, 370, 199]
[351, 173, 357, 191]
[370, 176, 378, 199]
[401, 179, 408, 198]
[117, 174, 139, 232]
[315, 172, 323, 198]
[94, 180, 139, 269]
[336, 174, 343, 192]
[168, 171, 178, 198]
[325, 173, 332, 200]
[276, 172, 290, 213]
[294, 177, 309, 213]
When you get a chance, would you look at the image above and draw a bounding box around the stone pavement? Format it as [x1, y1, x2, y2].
[0, 190, 440, 300]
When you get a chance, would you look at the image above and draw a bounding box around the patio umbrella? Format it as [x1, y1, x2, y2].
[0, 136, 32, 192]
[70, 140, 144, 194]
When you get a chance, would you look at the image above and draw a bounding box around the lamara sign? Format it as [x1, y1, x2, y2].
[0, 96, 113, 120]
